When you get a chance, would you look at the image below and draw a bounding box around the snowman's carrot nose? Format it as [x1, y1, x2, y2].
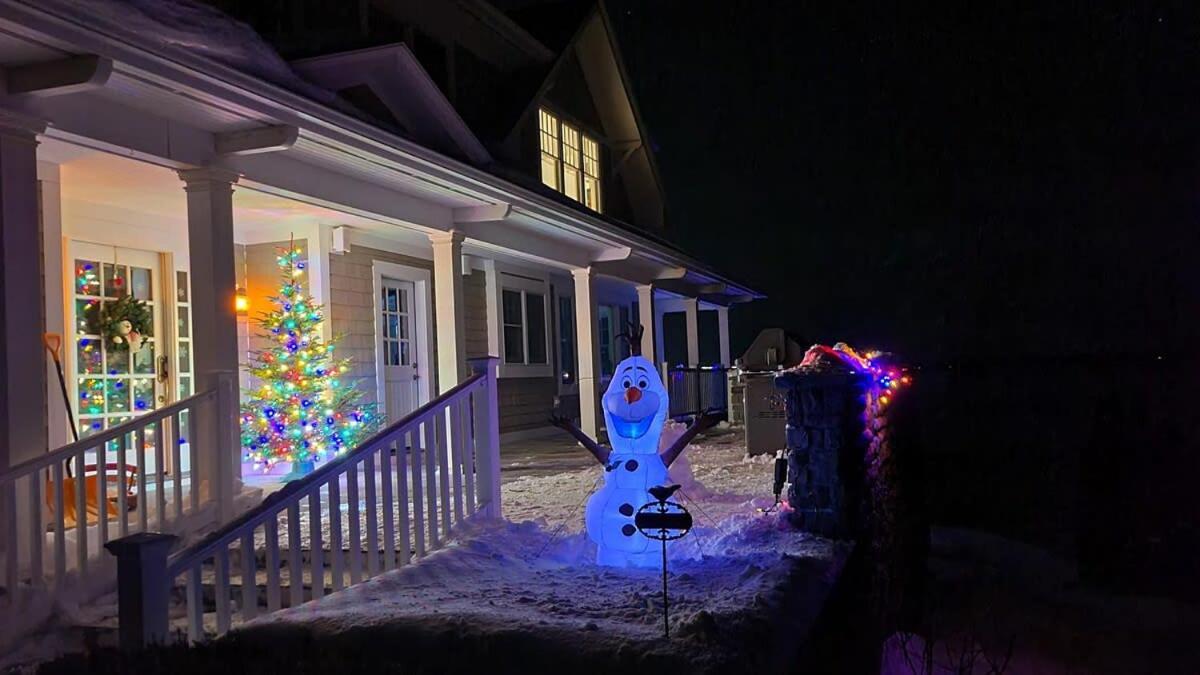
[624, 386, 642, 404]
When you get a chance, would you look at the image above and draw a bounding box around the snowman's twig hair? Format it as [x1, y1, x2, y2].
[616, 323, 645, 357]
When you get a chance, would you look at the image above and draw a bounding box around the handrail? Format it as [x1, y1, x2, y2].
[0, 389, 217, 484]
[167, 372, 486, 576]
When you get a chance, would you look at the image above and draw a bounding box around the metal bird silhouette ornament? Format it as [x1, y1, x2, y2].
[550, 324, 720, 567]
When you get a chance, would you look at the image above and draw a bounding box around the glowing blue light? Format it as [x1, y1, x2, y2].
[584, 354, 670, 568]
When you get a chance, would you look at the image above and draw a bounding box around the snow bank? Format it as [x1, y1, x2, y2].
[240, 514, 846, 674]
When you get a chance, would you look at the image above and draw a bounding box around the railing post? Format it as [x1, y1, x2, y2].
[467, 357, 501, 519]
[105, 532, 178, 651]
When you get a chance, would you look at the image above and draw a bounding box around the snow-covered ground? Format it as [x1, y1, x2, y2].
[229, 427, 845, 673]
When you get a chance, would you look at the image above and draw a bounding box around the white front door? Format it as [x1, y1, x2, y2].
[379, 278, 419, 423]
[67, 242, 169, 469]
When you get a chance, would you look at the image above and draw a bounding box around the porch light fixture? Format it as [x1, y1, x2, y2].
[236, 286, 249, 315]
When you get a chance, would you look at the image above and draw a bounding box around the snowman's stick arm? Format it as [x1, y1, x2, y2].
[549, 415, 611, 466]
[660, 412, 720, 468]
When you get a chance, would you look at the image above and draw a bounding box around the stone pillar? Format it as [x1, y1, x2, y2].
[0, 112, 47, 471]
[716, 306, 731, 366]
[636, 284, 656, 361]
[430, 231, 465, 392]
[572, 267, 600, 437]
[683, 296, 699, 367]
[776, 369, 868, 538]
[179, 168, 241, 521]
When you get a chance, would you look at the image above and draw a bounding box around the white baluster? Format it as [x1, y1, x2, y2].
[449, 402, 464, 525]
[328, 478, 343, 592]
[240, 530, 257, 621]
[308, 487, 324, 600]
[346, 462, 362, 584]
[27, 473, 42, 588]
[136, 427, 148, 532]
[154, 419, 167, 528]
[410, 426, 426, 558]
[52, 462, 65, 587]
[463, 393, 476, 516]
[74, 449, 87, 575]
[170, 412, 183, 519]
[436, 410, 452, 538]
[396, 432, 411, 566]
[3, 486, 16, 604]
[364, 451, 379, 577]
[264, 516, 281, 612]
[116, 434, 128, 537]
[287, 501, 302, 608]
[214, 546, 230, 635]
[380, 440, 395, 572]
[424, 419, 439, 550]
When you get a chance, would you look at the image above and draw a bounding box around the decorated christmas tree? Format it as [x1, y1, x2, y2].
[241, 244, 378, 477]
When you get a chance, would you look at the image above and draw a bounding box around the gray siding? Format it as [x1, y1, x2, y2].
[497, 377, 557, 433]
[463, 268, 489, 358]
[328, 246, 434, 406]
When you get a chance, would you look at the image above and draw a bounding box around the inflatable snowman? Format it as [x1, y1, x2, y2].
[552, 325, 718, 567]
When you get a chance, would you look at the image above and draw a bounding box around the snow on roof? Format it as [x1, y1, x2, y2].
[36, 0, 339, 105]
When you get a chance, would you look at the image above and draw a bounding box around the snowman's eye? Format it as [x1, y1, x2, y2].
[622, 379, 631, 389]
[638, 379, 648, 389]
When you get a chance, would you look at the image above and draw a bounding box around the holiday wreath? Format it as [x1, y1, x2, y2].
[86, 294, 152, 351]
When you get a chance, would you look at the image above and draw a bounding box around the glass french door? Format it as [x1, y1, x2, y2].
[67, 242, 172, 477]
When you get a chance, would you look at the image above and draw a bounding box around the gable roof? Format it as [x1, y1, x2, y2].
[290, 43, 491, 165]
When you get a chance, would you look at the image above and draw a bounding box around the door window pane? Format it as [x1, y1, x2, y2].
[131, 267, 152, 300]
[106, 346, 129, 375]
[133, 379, 155, 411]
[177, 306, 189, 338]
[77, 338, 103, 375]
[133, 341, 155, 374]
[104, 263, 127, 297]
[525, 293, 546, 364]
[177, 341, 191, 375]
[75, 260, 101, 295]
[78, 378, 105, 415]
[106, 378, 130, 412]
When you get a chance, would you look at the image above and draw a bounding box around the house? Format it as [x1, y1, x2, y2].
[0, 0, 761, 639]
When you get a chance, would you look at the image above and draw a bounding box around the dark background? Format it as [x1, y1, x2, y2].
[607, 1, 1197, 363]
[605, 1, 1199, 595]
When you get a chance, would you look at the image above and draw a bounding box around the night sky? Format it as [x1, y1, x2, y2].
[608, 2, 1198, 364]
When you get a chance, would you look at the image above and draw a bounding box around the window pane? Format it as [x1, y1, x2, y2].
[563, 165, 580, 201]
[78, 378, 105, 415]
[75, 260, 101, 295]
[76, 299, 99, 335]
[503, 326, 525, 364]
[558, 297, 575, 384]
[133, 340, 155, 374]
[106, 378, 130, 412]
[104, 263, 127, 297]
[583, 175, 601, 212]
[106, 344, 129, 375]
[540, 153, 560, 191]
[177, 306, 190, 338]
[501, 290, 523, 326]
[131, 267, 152, 300]
[77, 338, 103, 375]
[176, 271, 189, 302]
[177, 341, 191, 375]
[178, 376, 191, 398]
[400, 340, 410, 366]
[133, 378, 155, 412]
[525, 293, 546, 364]
[387, 340, 399, 367]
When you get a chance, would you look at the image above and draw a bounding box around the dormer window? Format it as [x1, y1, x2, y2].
[539, 108, 602, 213]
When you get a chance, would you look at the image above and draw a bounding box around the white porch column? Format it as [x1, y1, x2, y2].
[179, 168, 241, 521]
[636, 284, 656, 362]
[429, 231, 466, 392]
[0, 112, 47, 471]
[572, 267, 601, 437]
[39, 161, 69, 451]
[717, 306, 731, 366]
[683, 297, 700, 367]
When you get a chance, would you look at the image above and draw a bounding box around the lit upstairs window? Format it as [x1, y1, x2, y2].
[538, 107, 602, 213]
[539, 109, 560, 192]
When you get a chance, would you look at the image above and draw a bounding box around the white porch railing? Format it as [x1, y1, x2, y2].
[115, 356, 501, 646]
[0, 388, 217, 608]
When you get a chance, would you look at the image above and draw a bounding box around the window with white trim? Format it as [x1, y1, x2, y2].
[538, 107, 602, 213]
[501, 277, 549, 368]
